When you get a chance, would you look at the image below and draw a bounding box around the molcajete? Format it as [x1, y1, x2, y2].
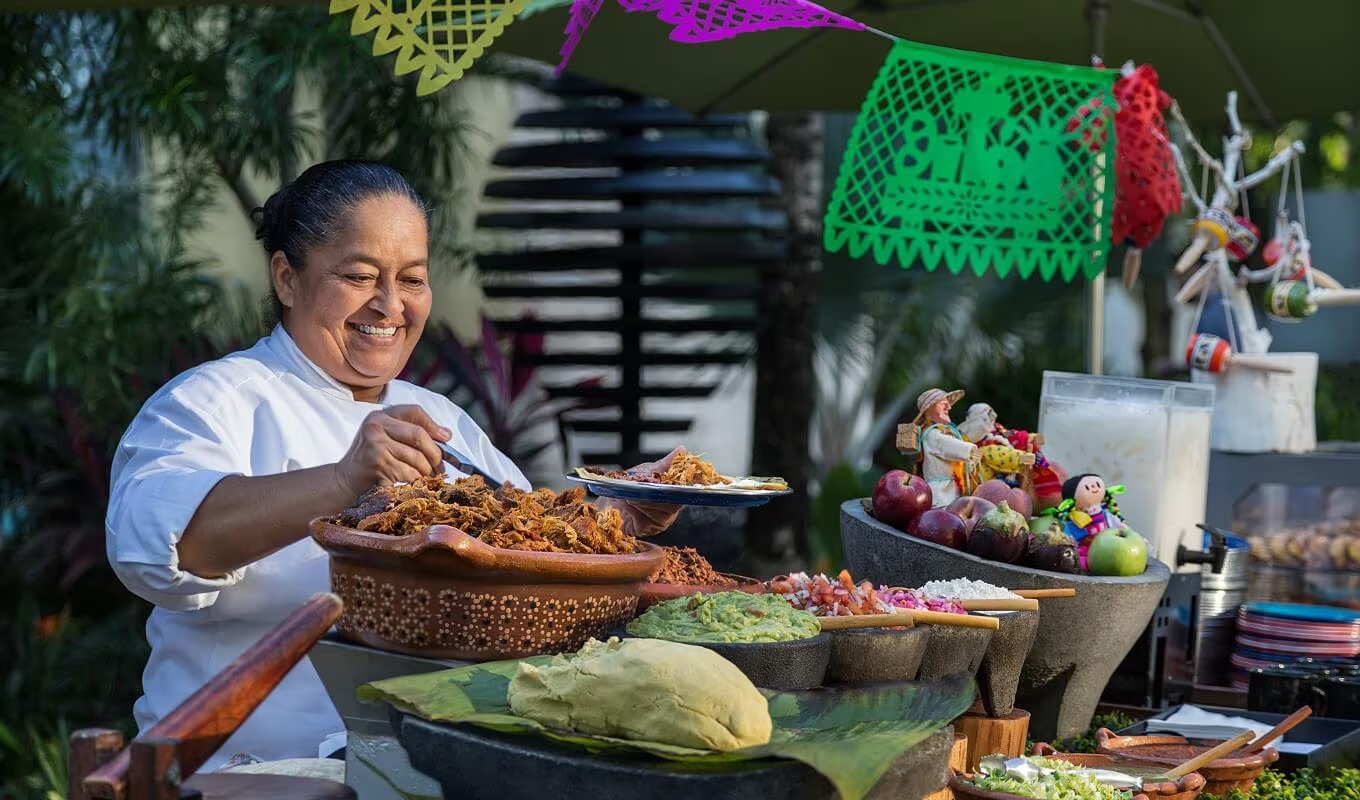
[311, 519, 663, 661]
[976, 610, 1040, 718]
[840, 500, 1171, 742]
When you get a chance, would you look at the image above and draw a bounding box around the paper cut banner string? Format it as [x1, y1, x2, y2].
[558, 0, 869, 74]
[824, 40, 1119, 283]
[618, 0, 866, 43]
[555, 0, 606, 74]
[332, 0, 533, 95]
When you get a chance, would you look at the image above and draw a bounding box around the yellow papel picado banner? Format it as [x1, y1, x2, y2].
[331, 0, 533, 95]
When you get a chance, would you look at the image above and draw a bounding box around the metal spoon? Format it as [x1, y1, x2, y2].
[977, 755, 1145, 789]
[436, 440, 500, 484]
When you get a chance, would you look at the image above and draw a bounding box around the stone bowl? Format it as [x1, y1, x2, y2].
[637, 574, 766, 610]
[310, 519, 664, 661]
[825, 626, 932, 685]
[1028, 743, 1206, 799]
[1094, 728, 1279, 798]
[840, 500, 1172, 742]
[916, 620, 994, 684]
[391, 707, 957, 800]
[976, 610, 1040, 718]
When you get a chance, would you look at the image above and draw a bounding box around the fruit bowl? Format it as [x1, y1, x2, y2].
[310, 519, 664, 661]
[840, 500, 1171, 742]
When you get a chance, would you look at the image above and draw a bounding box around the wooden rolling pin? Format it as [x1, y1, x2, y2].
[959, 598, 1040, 612]
[817, 610, 1000, 631]
[1012, 588, 1076, 599]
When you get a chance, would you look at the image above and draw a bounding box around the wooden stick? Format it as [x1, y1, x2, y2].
[1164, 729, 1256, 779]
[908, 609, 1000, 629]
[817, 610, 1000, 631]
[959, 598, 1039, 612]
[1244, 706, 1311, 754]
[817, 613, 915, 631]
[1012, 588, 1076, 599]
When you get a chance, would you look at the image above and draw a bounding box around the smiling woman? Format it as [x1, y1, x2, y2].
[103, 160, 683, 772]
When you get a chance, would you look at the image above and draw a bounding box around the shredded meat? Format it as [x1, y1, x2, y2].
[331, 474, 637, 554]
[650, 546, 737, 586]
[585, 448, 729, 487]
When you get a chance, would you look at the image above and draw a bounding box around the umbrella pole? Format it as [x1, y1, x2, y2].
[1084, 0, 1109, 375]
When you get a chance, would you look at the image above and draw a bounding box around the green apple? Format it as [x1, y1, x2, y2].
[1086, 526, 1149, 577]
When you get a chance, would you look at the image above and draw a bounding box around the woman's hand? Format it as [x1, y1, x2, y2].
[602, 446, 686, 537]
[332, 405, 450, 499]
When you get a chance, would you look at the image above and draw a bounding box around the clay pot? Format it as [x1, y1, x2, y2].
[1094, 728, 1278, 797]
[310, 519, 664, 661]
[949, 771, 1150, 800]
[1028, 742, 1205, 799]
[637, 575, 765, 610]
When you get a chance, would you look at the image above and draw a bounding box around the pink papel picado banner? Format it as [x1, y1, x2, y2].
[556, 0, 867, 73]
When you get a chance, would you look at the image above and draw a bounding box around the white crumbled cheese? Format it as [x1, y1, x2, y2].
[918, 578, 1021, 600]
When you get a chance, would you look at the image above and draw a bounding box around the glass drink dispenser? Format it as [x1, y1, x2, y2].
[1038, 371, 1216, 572]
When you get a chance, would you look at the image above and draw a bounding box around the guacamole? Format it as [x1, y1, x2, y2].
[626, 592, 821, 644]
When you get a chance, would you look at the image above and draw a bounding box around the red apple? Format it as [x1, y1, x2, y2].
[975, 479, 1033, 519]
[908, 509, 968, 550]
[871, 470, 933, 530]
[946, 495, 996, 534]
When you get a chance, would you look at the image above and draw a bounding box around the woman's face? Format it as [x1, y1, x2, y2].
[272, 194, 431, 402]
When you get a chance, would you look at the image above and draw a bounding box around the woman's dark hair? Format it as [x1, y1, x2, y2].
[251, 160, 429, 324]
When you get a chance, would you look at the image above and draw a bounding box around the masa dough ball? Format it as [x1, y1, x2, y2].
[507, 637, 772, 751]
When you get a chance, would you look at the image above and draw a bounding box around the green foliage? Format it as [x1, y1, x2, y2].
[809, 462, 875, 574]
[2, 7, 518, 797]
[1029, 710, 1139, 755]
[1222, 767, 1360, 799]
[1316, 364, 1360, 442]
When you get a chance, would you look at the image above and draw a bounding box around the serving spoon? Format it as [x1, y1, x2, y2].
[979, 728, 1256, 790]
[436, 440, 501, 485]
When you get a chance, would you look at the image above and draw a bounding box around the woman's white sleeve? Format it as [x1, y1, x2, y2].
[105, 395, 246, 611]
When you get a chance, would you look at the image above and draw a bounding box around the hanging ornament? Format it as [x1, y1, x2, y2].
[618, 0, 865, 43]
[1225, 216, 1260, 262]
[1173, 207, 1232, 275]
[330, 0, 532, 95]
[1185, 333, 1292, 374]
[826, 40, 1118, 282]
[1069, 62, 1182, 289]
[1265, 280, 1318, 321]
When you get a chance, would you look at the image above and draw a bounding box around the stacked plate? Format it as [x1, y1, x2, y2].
[1230, 602, 1360, 689]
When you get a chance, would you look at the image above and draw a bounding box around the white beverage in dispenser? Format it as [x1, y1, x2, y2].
[1037, 371, 1215, 572]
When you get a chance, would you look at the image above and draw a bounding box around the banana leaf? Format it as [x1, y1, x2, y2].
[358, 656, 976, 800]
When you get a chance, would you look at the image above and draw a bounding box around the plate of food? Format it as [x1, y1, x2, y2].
[568, 449, 792, 507]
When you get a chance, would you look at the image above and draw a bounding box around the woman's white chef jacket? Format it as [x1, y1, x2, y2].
[105, 325, 528, 771]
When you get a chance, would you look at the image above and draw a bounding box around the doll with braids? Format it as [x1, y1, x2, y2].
[1055, 473, 1127, 571]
